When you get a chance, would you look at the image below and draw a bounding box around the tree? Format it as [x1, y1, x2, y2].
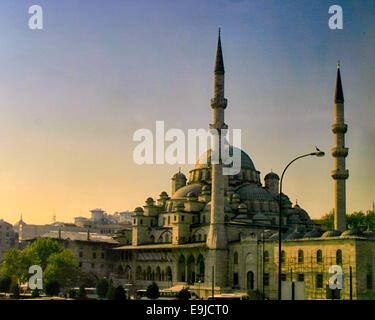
[106, 283, 116, 300]
[68, 288, 76, 299]
[114, 285, 127, 300]
[177, 287, 191, 300]
[43, 249, 80, 290]
[1, 238, 64, 285]
[0, 276, 12, 293]
[146, 282, 159, 300]
[77, 285, 87, 300]
[45, 280, 60, 297]
[96, 278, 109, 299]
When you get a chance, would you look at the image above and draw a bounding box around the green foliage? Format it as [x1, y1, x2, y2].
[31, 288, 40, 298]
[10, 281, 20, 298]
[96, 278, 109, 299]
[0, 276, 12, 293]
[146, 282, 159, 300]
[177, 287, 191, 300]
[114, 285, 127, 300]
[77, 285, 87, 300]
[106, 283, 116, 300]
[43, 249, 80, 290]
[45, 280, 60, 296]
[316, 209, 375, 231]
[26, 238, 63, 270]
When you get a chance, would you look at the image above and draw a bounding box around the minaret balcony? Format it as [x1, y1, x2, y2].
[210, 97, 227, 109]
[331, 169, 349, 180]
[331, 147, 349, 158]
[331, 123, 348, 134]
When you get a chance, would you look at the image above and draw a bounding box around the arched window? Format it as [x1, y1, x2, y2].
[136, 266, 142, 280]
[264, 251, 269, 263]
[233, 251, 239, 265]
[198, 234, 202, 242]
[197, 254, 205, 283]
[336, 249, 342, 265]
[281, 251, 286, 264]
[317, 250, 323, 263]
[298, 250, 304, 263]
[166, 266, 172, 282]
[147, 266, 152, 281]
[150, 235, 155, 243]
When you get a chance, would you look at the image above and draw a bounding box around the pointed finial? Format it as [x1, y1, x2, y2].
[337, 60, 340, 68]
[334, 62, 344, 103]
[214, 28, 225, 74]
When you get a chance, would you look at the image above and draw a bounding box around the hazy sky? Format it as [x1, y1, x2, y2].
[0, 0, 374, 225]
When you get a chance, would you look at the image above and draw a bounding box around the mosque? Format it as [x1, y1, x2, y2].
[113, 32, 375, 300]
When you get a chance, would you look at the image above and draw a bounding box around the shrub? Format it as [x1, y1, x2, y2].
[31, 288, 40, 298]
[146, 282, 159, 300]
[77, 285, 87, 300]
[114, 285, 126, 300]
[96, 278, 109, 299]
[178, 287, 191, 300]
[10, 282, 20, 298]
[106, 284, 116, 300]
[45, 280, 60, 297]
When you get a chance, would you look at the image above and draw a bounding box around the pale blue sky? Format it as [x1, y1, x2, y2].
[0, 0, 374, 224]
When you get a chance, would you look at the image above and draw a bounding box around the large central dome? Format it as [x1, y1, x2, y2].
[195, 146, 256, 170]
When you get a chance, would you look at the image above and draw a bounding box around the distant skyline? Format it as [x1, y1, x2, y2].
[0, 0, 374, 224]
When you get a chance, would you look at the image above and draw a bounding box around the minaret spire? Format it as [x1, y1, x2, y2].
[331, 62, 349, 232]
[335, 61, 344, 103]
[214, 28, 225, 74]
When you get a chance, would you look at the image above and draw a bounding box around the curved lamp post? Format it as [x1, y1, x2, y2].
[278, 148, 325, 300]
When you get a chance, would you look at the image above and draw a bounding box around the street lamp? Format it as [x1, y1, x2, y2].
[277, 148, 325, 300]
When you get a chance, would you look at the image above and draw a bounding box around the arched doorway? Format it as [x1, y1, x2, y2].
[178, 255, 186, 282]
[166, 266, 172, 282]
[125, 265, 132, 281]
[187, 255, 196, 284]
[247, 271, 254, 290]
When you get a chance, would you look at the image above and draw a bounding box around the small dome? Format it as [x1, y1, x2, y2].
[321, 230, 342, 238]
[172, 171, 187, 180]
[145, 197, 155, 205]
[204, 201, 232, 212]
[340, 228, 363, 238]
[304, 229, 323, 238]
[134, 207, 144, 215]
[159, 191, 169, 197]
[265, 172, 279, 180]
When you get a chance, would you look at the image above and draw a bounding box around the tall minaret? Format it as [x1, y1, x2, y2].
[206, 29, 229, 289]
[331, 62, 349, 232]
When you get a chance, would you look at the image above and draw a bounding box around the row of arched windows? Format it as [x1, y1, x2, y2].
[273, 249, 343, 264]
[136, 266, 173, 282]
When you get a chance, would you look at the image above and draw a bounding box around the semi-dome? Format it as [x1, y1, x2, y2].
[195, 146, 255, 170]
[321, 230, 342, 238]
[172, 183, 202, 199]
[236, 184, 274, 201]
